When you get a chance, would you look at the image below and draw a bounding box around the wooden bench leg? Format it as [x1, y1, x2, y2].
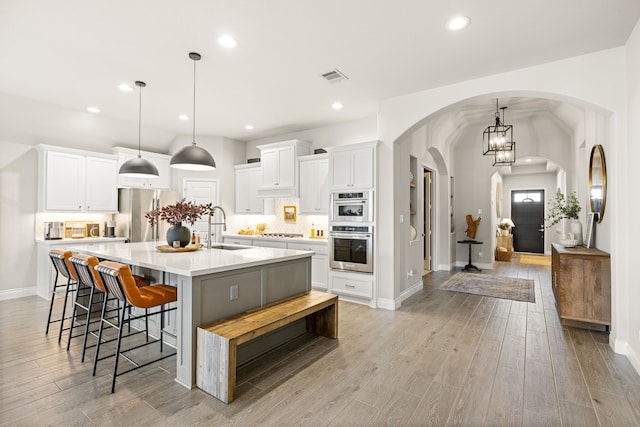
[306, 302, 338, 339]
[197, 329, 237, 403]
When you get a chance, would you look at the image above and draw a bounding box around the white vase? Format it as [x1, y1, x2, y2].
[568, 219, 583, 246]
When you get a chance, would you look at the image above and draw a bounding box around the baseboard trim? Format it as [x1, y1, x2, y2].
[0, 286, 37, 301]
[610, 334, 640, 376]
[400, 280, 423, 301]
[376, 297, 398, 311]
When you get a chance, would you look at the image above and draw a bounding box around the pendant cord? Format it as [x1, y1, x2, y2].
[138, 83, 143, 158]
[192, 58, 197, 146]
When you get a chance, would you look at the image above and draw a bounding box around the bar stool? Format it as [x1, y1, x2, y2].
[94, 261, 177, 393]
[67, 254, 111, 361]
[67, 255, 155, 360]
[46, 249, 80, 343]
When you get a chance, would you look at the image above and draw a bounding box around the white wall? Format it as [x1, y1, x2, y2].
[0, 145, 38, 297]
[624, 18, 640, 373]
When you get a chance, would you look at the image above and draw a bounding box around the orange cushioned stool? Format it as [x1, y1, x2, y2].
[94, 261, 177, 393]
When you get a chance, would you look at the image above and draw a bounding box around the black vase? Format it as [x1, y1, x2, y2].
[166, 222, 190, 248]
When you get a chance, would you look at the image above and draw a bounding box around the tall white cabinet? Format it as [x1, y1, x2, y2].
[235, 164, 264, 214]
[298, 154, 329, 214]
[37, 145, 118, 212]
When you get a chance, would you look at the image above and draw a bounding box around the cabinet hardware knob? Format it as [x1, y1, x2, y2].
[345, 284, 355, 288]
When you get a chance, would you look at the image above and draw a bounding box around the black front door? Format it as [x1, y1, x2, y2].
[511, 190, 545, 253]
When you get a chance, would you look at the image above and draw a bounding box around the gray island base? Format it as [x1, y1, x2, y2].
[65, 241, 314, 388]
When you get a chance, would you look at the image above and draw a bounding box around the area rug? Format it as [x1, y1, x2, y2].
[438, 272, 535, 303]
[519, 254, 551, 266]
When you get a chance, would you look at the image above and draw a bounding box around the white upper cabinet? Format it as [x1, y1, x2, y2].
[113, 147, 171, 189]
[256, 139, 311, 198]
[85, 156, 118, 211]
[298, 154, 329, 214]
[329, 143, 375, 190]
[235, 164, 263, 214]
[37, 146, 118, 212]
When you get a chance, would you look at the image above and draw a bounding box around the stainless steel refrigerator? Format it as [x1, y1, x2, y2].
[116, 188, 181, 243]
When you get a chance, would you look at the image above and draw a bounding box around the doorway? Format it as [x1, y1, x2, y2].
[423, 168, 433, 273]
[511, 189, 545, 253]
[183, 178, 219, 242]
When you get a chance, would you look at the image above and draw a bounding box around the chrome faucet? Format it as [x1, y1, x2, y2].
[207, 205, 227, 249]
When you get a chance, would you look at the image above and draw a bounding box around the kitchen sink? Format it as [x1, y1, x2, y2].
[208, 244, 252, 251]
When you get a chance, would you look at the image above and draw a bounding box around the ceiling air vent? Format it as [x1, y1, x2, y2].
[321, 69, 348, 83]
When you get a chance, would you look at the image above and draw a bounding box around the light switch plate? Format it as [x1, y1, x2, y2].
[230, 284, 238, 300]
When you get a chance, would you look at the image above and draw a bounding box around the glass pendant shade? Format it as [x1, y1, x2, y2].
[170, 52, 216, 171]
[119, 80, 159, 178]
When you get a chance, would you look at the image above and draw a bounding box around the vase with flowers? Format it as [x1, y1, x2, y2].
[546, 190, 582, 245]
[145, 199, 204, 247]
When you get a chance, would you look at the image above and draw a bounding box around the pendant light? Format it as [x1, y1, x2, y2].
[119, 81, 160, 178]
[482, 98, 516, 166]
[170, 52, 216, 171]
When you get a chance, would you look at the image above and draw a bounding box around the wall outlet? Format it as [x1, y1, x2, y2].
[230, 284, 238, 301]
[478, 251, 483, 256]
[399, 214, 404, 223]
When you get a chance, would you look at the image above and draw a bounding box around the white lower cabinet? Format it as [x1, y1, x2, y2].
[328, 270, 375, 306]
[287, 242, 328, 291]
[252, 240, 287, 249]
[223, 237, 254, 246]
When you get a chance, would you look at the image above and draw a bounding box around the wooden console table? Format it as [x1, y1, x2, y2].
[551, 243, 611, 328]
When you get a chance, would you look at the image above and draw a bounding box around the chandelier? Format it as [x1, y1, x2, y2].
[482, 99, 516, 166]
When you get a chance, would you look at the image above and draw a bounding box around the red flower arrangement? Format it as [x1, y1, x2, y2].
[145, 199, 204, 226]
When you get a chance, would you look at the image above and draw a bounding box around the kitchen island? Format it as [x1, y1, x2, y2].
[65, 241, 314, 388]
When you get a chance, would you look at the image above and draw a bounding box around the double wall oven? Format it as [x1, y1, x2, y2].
[329, 190, 374, 274]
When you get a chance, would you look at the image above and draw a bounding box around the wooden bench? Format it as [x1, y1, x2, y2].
[196, 290, 338, 403]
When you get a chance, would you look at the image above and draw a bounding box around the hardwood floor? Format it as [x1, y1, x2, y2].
[2, 256, 639, 426]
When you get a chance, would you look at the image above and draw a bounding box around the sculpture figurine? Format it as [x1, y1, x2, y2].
[465, 214, 482, 240]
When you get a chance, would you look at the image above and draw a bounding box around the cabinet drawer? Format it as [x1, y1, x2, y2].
[252, 240, 287, 249]
[331, 275, 372, 298]
[287, 242, 329, 255]
[223, 237, 253, 246]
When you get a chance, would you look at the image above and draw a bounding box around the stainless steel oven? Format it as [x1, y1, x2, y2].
[329, 225, 373, 274]
[331, 191, 372, 223]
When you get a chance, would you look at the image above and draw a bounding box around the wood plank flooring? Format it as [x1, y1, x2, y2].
[2, 255, 639, 426]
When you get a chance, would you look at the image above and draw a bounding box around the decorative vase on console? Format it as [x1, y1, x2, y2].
[568, 219, 583, 246]
[166, 222, 191, 248]
[545, 190, 582, 245]
[145, 199, 205, 248]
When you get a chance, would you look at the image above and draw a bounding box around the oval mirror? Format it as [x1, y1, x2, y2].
[589, 144, 606, 223]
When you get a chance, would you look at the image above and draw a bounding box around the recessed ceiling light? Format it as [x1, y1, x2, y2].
[178, 114, 189, 121]
[87, 106, 100, 113]
[332, 102, 343, 110]
[118, 84, 133, 92]
[525, 158, 532, 162]
[245, 124, 254, 130]
[217, 34, 238, 49]
[447, 16, 470, 31]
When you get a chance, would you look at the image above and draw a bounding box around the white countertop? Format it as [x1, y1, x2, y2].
[223, 233, 328, 245]
[36, 237, 127, 245]
[62, 241, 314, 277]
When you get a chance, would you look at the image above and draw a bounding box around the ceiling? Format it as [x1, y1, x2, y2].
[1, 0, 639, 147]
